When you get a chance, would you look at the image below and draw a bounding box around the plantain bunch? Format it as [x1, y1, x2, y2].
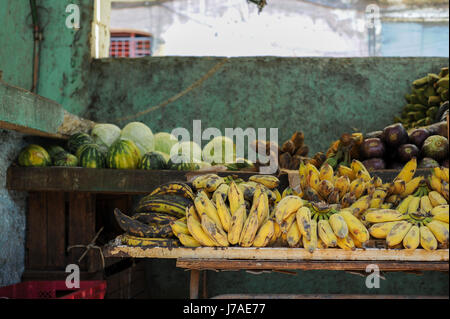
[173, 174, 282, 248]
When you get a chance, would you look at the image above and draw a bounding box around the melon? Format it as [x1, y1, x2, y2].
[78, 144, 106, 168]
[91, 123, 121, 149]
[139, 151, 168, 170]
[120, 122, 154, 155]
[106, 139, 141, 169]
[172, 141, 202, 162]
[18, 144, 51, 167]
[67, 132, 94, 154]
[202, 136, 236, 165]
[154, 132, 178, 155]
[53, 152, 78, 167]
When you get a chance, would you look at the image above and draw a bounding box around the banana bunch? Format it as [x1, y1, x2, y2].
[396, 67, 449, 129]
[364, 189, 449, 250]
[114, 182, 195, 247]
[429, 166, 449, 202]
[273, 199, 370, 251]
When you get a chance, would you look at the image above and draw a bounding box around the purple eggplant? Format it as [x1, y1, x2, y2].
[397, 144, 420, 163]
[360, 138, 385, 159]
[362, 158, 386, 171]
[408, 128, 430, 149]
[387, 161, 404, 170]
[382, 123, 409, 148]
[442, 158, 449, 168]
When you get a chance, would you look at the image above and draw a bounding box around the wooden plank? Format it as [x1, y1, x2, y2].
[5, 167, 279, 194]
[103, 245, 449, 262]
[176, 259, 449, 272]
[68, 193, 97, 272]
[46, 192, 66, 269]
[26, 192, 48, 269]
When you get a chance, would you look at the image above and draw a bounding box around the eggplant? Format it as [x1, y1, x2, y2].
[397, 144, 420, 163]
[424, 121, 448, 138]
[418, 157, 440, 168]
[364, 131, 384, 140]
[362, 158, 386, 171]
[360, 138, 385, 159]
[442, 158, 449, 168]
[422, 135, 449, 162]
[382, 123, 409, 148]
[408, 128, 430, 149]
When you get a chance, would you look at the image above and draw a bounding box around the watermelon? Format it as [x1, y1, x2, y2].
[46, 145, 66, 159]
[138, 151, 168, 170]
[154, 132, 178, 155]
[75, 143, 105, 159]
[167, 154, 200, 171]
[53, 152, 78, 167]
[67, 132, 94, 154]
[91, 123, 121, 149]
[106, 139, 141, 169]
[18, 144, 51, 167]
[120, 122, 154, 155]
[202, 136, 236, 165]
[78, 144, 106, 168]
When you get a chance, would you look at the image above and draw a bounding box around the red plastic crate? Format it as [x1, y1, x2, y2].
[0, 281, 106, 299]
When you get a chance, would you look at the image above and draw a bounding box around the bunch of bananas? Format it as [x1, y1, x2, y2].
[172, 174, 282, 247]
[113, 182, 195, 247]
[396, 67, 449, 129]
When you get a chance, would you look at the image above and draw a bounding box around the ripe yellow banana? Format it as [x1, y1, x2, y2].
[274, 195, 304, 225]
[428, 191, 447, 207]
[201, 213, 229, 247]
[388, 179, 406, 196]
[195, 192, 223, 231]
[228, 181, 245, 215]
[170, 219, 190, 236]
[319, 162, 334, 182]
[369, 187, 388, 209]
[296, 206, 312, 241]
[442, 181, 449, 201]
[273, 189, 282, 204]
[400, 176, 424, 198]
[420, 225, 438, 251]
[306, 163, 321, 193]
[349, 195, 372, 217]
[420, 195, 434, 213]
[339, 210, 370, 243]
[280, 212, 297, 234]
[177, 233, 202, 247]
[228, 204, 247, 245]
[394, 157, 417, 183]
[318, 179, 334, 199]
[302, 219, 317, 253]
[329, 213, 348, 239]
[426, 220, 449, 244]
[253, 218, 275, 247]
[239, 208, 259, 247]
[396, 195, 414, 214]
[212, 183, 229, 203]
[327, 189, 341, 204]
[351, 159, 371, 182]
[364, 209, 406, 223]
[268, 220, 282, 246]
[386, 221, 412, 247]
[256, 191, 270, 228]
[249, 175, 280, 189]
[338, 165, 356, 181]
[299, 161, 308, 191]
[349, 178, 367, 199]
[349, 232, 364, 248]
[215, 194, 232, 233]
[434, 166, 449, 183]
[334, 175, 351, 198]
[430, 205, 449, 223]
[336, 235, 356, 251]
[407, 196, 421, 214]
[149, 182, 195, 201]
[403, 225, 420, 250]
[286, 221, 302, 247]
[192, 174, 225, 192]
[341, 192, 357, 208]
[318, 219, 337, 247]
[186, 209, 217, 247]
[317, 238, 328, 249]
[369, 221, 401, 239]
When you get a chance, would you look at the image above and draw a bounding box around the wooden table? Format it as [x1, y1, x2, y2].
[103, 243, 449, 299]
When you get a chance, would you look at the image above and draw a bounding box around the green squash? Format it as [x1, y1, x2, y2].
[78, 144, 106, 168]
[138, 151, 168, 170]
[106, 139, 141, 169]
[18, 144, 51, 167]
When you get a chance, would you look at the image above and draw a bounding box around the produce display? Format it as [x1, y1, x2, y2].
[112, 158, 449, 251]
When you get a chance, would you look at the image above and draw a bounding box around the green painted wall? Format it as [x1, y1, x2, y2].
[0, 0, 448, 296]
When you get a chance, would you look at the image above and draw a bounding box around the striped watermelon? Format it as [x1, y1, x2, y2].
[168, 154, 200, 171]
[138, 151, 167, 170]
[18, 144, 51, 167]
[53, 152, 78, 167]
[106, 139, 141, 169]
[67, 132, 94, 154]
[78, 144, 106, 168]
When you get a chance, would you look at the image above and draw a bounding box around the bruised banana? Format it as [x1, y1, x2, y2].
[428, 191, 447, 207]
[114, 208, 173, 238]
[286, 222, 302, 248]
[317, 219, 337, 247]
[253, 218, 276, 247]
[420, 196, 434, 213]
[338, 165, 356, 181]
[328, 213, 348, 239]
[228, 181, 245, 215]
[186, 206, 217, 247]
[400, 177, 424, 197]
[148, 182, 195, 201]
[430, 205, 449, 223]
[201, 213, 229, 247]
[274, 195, 304, 225]
[351, 159, 371, 182]
[336, 235, 356, 251]
[121, 234, 179, 248]
[212, 183, 230, 203]
[319, 162, 334, 182]
[296, 206, 312, 241]
[132, 212, 178, 226]
[334, 175, 351, 198]
[369, 221, 401, 239]
[249, 175, 280, 189]
[192, 174, 225, 192]
[215, 195, 232, 232]
[339, 210, 370, 243]
[420, 225, 438, 251]
[407, 196, 421, 214]
[394, 157, 417, 183]
[396, 195, 414, 214]
[239, 198, 261, 247]
[364, 209, 406, 223]
[433, 166, 449, 183]
[194, 191, 223, 230]
[228, 204, 247, 245]
[170, 219, 190, 236]
[426, 220, 449, 245]
[302, 219, 317, 253]
[403, 225, 420, 250]
[386, 221, 412, 247]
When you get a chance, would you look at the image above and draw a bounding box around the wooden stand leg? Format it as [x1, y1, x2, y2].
[190, 269, 201, 299]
